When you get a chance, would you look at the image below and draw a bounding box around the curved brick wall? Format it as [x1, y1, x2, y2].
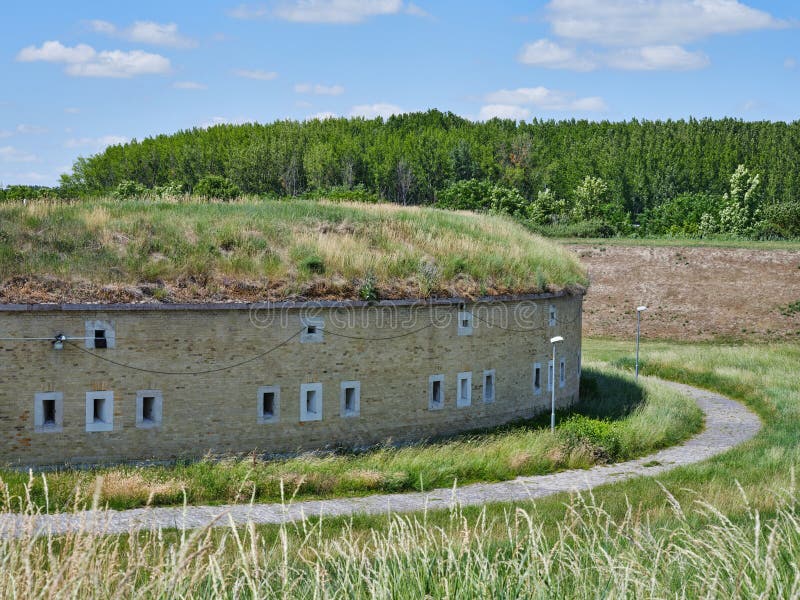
[0, 293, 583, 466]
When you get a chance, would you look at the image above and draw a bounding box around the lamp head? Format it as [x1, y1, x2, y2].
[637, 306, 648, 312]
[550, 335, 564, 344]
[52, 334, 65, 350]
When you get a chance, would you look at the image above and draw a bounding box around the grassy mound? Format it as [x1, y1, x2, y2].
[0, 198, 586, 303]
[0, 365, 702, 512]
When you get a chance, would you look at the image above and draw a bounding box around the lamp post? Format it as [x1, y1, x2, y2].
[635, 306, 647, 379]
[550, 335, 563, 432]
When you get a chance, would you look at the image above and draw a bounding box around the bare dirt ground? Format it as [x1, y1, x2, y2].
[571, 244, 800, 341]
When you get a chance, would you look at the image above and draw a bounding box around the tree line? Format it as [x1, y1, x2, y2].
[5, 110, 800, 238]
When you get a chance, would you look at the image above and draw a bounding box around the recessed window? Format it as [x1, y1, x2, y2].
[458, 309, 474, 336]
[86, 390, 114, 432]
[547, 360, 554, 392]
[85, 320, 115, 349]
[256, 385, 280, 424]
[483, 369, 496, 404]
[300, 382, 323, 422]
[533, 363, 542, 395]
[34, 391, 63, 433]
[549, 305, 557, 327]
[300, 317, 324, 343]
[340, 381, 361, 418]
[136, 389, 163, 429]
[559, 358, 566, 388]
[457, 371, 472, 408]
[428, 374, 444, 410]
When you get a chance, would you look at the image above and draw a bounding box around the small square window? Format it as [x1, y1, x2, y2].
[300, 382, 323, 422]
[559, 357, 566, 388]
[257, 385, 280, 424]
[483, 369, 496, 404]
[533, 363, 542, 395]
[549, 305, 557, 327]
[457, 371, 472, 408]
[428, 374, 444, 410]
[340, 381, 361, 418]
[86, 391, 114, 432]
[34, 391, 63, 433]
[300, 317, 324, 343]
[85, 320, 115, 349]
[136, 389, 163, 429]
[458, 309, 474, 336]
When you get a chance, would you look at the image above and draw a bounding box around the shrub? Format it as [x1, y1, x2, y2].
[193, 175, 241, 201]
[436, 179, 530, 219]
[761, 201, 800, 239]
[113, 180, 147, 200]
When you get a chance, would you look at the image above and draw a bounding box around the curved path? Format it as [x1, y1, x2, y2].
[0, 380, 761, 538]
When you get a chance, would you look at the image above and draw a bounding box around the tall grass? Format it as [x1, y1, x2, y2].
[0, 198, 586, 301]
[1, 481, 798, 597]
[0, 366, 701, 512]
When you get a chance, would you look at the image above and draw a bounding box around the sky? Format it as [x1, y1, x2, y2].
[1, 0, 798, 186]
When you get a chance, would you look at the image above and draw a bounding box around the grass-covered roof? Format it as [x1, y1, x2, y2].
[0, 198, 587, 304]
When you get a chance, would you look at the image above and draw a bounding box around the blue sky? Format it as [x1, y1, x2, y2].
[1, 0, 798, 186]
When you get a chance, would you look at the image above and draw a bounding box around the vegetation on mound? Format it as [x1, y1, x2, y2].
[0, 198, 586, 303]
[0, 366, 700, 512]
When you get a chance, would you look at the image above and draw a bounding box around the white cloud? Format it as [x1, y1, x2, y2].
[485, 86, 607, 112]
[519, 1, 784, 72]
[230, 0, 425, 23]
[173, 80, 207, 90]
[349, 103, 403, 118]
[89, 20, 116, 35]
[785, 57, 797, 69]
[0, 131, 12, 139]
[518, 39, 596, 71]
[0, 171, 52, 184]
[89, 20, 197, 48]
[199, 116, 253, 128]
[478, 104, 531, 121]
[294, 82, 345, 95]
[307, 111, 338, 120]
[228, 4, 269, 19]
[65, 50, 171, 78]
[276, 0, 403, 23]
[234, 68, 278, 80]
[545, 0, 785, 47]
[405, 3, 431, 17]
[17, 41, 171, 78]
[64, 107, 81, 114]
[741, 99, 758, 111]
[128, 22, 197, 48]
[605, 45, 710, 70]
[16, 124, 49, 135]
[0, 146, 37, 163]
[17, 41, 95, 63]
[520, 38, 709, 71]
[64, 135, 128, 150]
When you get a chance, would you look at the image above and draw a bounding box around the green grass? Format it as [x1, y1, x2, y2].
[0, 197, 587, 302]
[0, 365, 700, 512]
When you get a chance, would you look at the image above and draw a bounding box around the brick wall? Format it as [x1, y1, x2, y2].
[0, 294, 583, 466]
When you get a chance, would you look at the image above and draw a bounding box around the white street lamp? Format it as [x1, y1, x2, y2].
[635, 306, 647, 379]
[550, 335, 563, 432]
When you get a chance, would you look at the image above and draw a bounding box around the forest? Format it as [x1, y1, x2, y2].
[4, 110, 800, 239]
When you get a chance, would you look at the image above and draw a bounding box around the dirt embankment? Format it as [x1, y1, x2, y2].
[572, 244, 800, 341]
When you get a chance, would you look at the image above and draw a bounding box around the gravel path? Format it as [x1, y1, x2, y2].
[0, 380, 761, 538]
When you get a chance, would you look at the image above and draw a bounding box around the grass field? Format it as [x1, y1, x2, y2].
[0, 198, 586, 303]
[2, 339, 798, 597]
[0, 365, 700, 512]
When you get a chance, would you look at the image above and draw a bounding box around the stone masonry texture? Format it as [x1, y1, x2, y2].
[0, 294, 583, 466]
